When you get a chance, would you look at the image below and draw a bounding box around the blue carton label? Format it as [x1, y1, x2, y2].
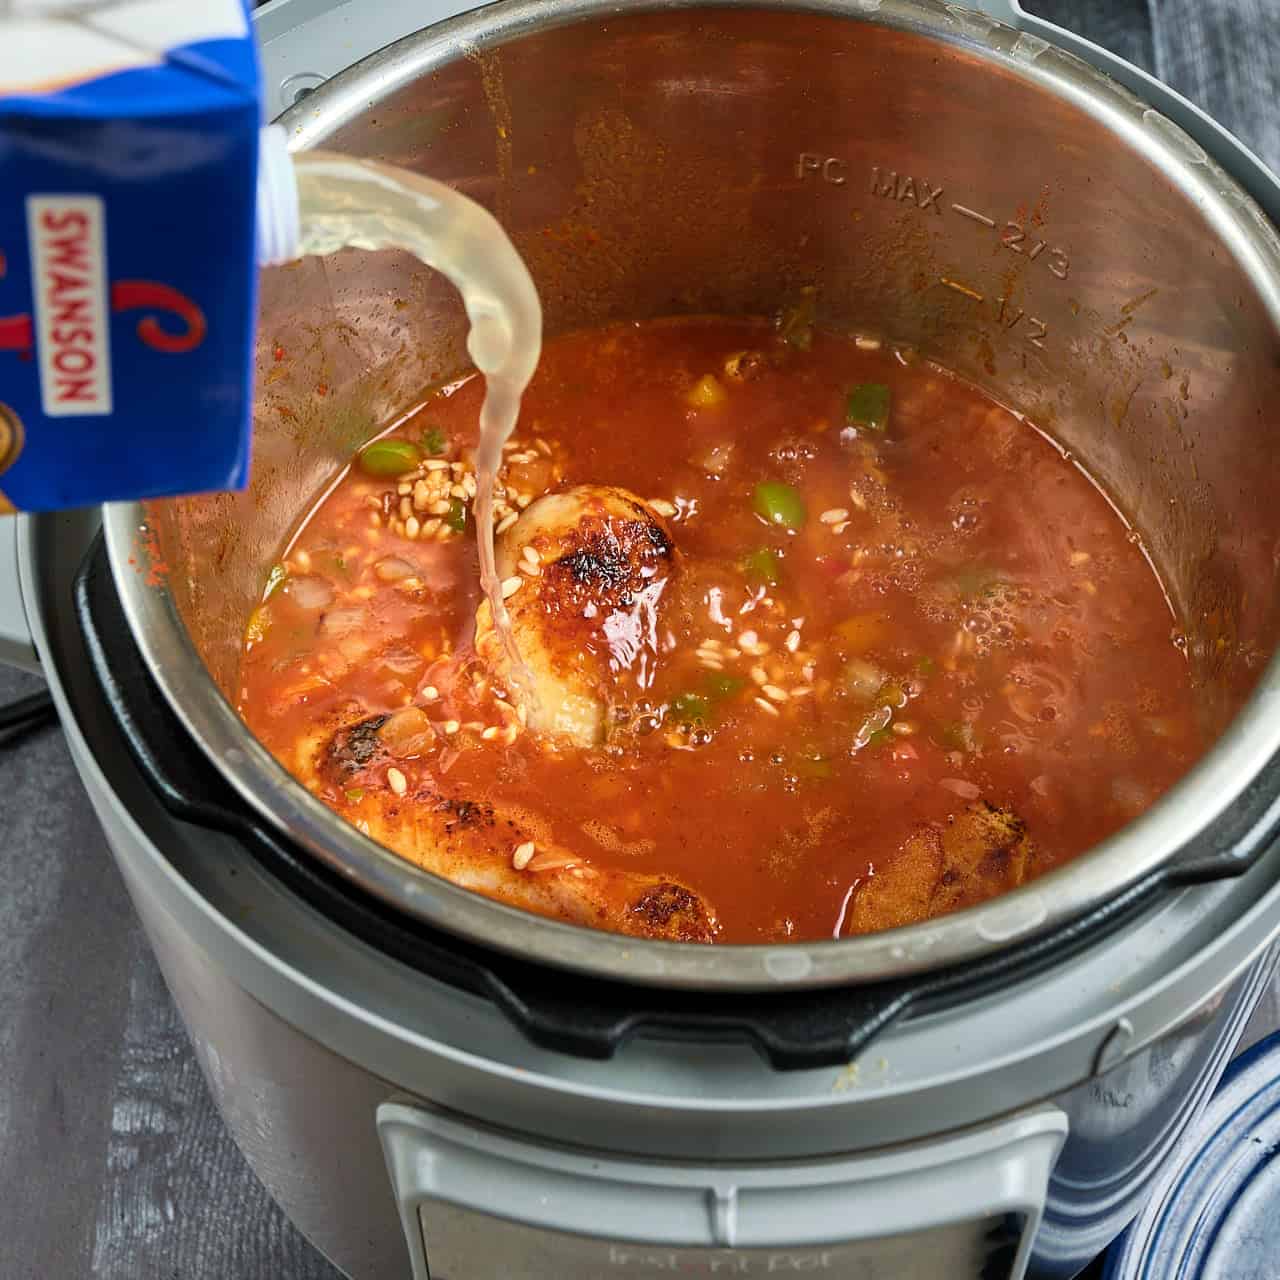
[0, 1, 262, 512]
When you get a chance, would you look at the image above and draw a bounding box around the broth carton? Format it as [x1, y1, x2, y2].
[0, 0, 262, 512]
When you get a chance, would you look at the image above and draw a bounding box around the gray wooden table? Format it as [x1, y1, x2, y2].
[2, 3, 1277, 1277]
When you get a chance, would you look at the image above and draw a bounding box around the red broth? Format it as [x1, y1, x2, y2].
[237, 318, 1200, 943]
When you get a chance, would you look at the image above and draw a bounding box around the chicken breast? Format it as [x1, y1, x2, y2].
[849, 802, 1036, 934]
[476, 485, 678, 747]
[296, 710, 718, 942]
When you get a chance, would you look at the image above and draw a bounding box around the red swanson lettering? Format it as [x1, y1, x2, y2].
[40, 209, 88, 234]
[43, 214, 96, 400]
[30, 200, 106, 410]
[48, 267, 97, 402]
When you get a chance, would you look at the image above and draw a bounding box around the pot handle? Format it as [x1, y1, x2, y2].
[963, 0, 1280, 227]
[0, 517, 39, 671]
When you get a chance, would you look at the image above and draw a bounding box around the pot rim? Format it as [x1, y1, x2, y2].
[105, 0, 1280, 991]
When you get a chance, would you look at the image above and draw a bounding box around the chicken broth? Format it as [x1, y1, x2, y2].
[237, 317, 1200, 943]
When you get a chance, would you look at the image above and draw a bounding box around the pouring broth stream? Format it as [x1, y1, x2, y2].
[292, 152, 541, 693]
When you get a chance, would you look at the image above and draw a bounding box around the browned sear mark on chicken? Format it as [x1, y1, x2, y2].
[849, 801, 1035, 934]
[549, 513, 673, 611]
[629, 881, 716, 943]
[436, 797, 495, 832]
[323, 714, 390, 777]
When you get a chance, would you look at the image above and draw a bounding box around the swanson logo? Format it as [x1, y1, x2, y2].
[1, 195, 207, 418]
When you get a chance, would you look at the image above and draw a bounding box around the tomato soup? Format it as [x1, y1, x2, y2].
[237, 317, 1199, 943]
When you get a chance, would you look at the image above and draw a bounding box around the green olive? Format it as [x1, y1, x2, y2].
[357, 438, 422, 477]
[753, 481, 807, 530]
[846, 382, 891, 433]
[742, 547, 783, 586]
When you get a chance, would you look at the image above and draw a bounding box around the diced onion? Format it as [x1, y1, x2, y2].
[375, 556, 416, 583]
[380, 706, 434, 758]
[320, 605, 366, 637]
[338, 632, 376, 662]
[845, 657, 887, 702]
[694, 440, 736, 475]
[285, 575, 334, 610]
[378, 647, 424, 678]
[939, 778, 981, 799]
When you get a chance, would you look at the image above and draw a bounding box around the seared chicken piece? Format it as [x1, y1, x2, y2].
[476, 485, 678, 747]
[849, 802, 1035, 934]
[299, 711, 718, 942]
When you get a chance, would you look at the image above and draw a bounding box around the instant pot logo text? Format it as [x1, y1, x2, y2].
[607, 1245, 841, 1272]
[6, 195, 208, 417]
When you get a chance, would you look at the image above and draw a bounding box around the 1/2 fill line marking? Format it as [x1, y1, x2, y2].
[941, 278, 985, 302]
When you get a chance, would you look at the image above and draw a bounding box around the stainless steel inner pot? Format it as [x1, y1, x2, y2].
[105, 0, 1280, 990]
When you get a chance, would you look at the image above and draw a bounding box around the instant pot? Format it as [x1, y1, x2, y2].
[6, 1, 1280, 1276]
